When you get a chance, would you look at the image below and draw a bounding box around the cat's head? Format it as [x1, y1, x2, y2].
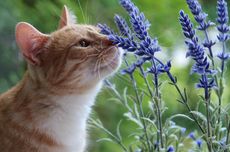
[15, 6, 122, 93]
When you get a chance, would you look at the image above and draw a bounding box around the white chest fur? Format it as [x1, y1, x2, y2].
[38, 83, 102, 152]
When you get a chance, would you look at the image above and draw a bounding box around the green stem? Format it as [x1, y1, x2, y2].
[204, 30, 214, 66]
[172, 81, 206, 134]
[138, 67, 164, 151]
[203, 30, 223, 127]
[123, 57, 152, 151]
[130, 74, 152, 152]
[205, 87, 212, 152]
[218, 42, 227, 124]
[217, 77, 223, 124]
[139, 66, 153, 97]
[92, 120, 128, 152]
[225, 122, 230, 152]
[155, 96, 164, 149]
[152, 59, 164, 149]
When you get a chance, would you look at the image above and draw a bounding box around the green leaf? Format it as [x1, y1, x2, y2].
[169, 134, 179, 141]
[190, 111, 207, 123]
[141, 117, 158, 131]
[97, 138, 114, 143]
[116, 120, 123, 140]
[168, 114, 194, 122]
[124, 112, 143, 128]
[107, 97, 123, 103]
[123, 87, 133, 113]
[148, 101, 155, 112]
[123, 87, 128, 104]
[133, 102, 140, 120]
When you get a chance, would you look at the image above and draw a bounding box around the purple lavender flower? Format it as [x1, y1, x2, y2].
[130, 11, 149, 40]
[135, 57, 149, 67]
[167, 145, 174, 152]
[217, 0, 229, 42]
[108, 35, 137, 52]
[97, 24, 114, 35]
[120, 0, 150, 39]
[157, 61, 172, 73]
[119, 0, 136, 14]
[120, 63, 136, 75]
[179, 10, 216, 91]
[138, 37, 161, 56]
[179, 11, 196, 39]
[98, 0, 171, 79]
[186, 0, 215, 58]
[189, 132, 196, 140]
[147, 64, 161, 76]
[216, 0, 230, 73]
[196, 139, 203, 148]
[186, 0, 211, 30]
[217, 52, 230, 61]
[114, 15, 132, 39]
[181, 127, 186, 134]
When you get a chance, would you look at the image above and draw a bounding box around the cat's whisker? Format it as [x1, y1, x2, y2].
[96, 58, 102, 79]
[100, 55, 132, 85]
[94, 57, 103, 80]
[95, 49, 106, 58]
[94, 58, 100, 72]
[101, 57, 115, 69]
[93, 47, 101, 53]
[98, 58, 103, 79]
[87, 53, 98, 57]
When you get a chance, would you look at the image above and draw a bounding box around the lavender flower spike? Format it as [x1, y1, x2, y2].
[179, 11, 211, 75]
[217, 0, 230, 68]
[217, 0, 229, 42]
[186, 0, 211, 30]
[179, 10, 196, 40]
[97, 24, 114, 35]
[186, 0, 215, 58]
[114, 15, 132, 39]
[179, 10, 216, 90]
[119, 0, 136, 14]
[99, 0, 171, 82]
[120, 0, 150, 40]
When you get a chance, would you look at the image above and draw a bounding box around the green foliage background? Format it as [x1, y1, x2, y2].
[0, 0, 229, 151]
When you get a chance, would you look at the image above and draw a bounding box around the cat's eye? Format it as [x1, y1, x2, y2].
[79, 39, 90, 47]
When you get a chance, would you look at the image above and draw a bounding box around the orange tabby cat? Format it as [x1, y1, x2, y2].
[0, 6, 122, 152]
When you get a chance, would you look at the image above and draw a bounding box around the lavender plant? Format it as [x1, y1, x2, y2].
[91, 0, 230, 151]
[179, 0, 230, 151]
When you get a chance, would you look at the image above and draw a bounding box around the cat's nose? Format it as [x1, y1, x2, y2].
[103, 39, 114, 46]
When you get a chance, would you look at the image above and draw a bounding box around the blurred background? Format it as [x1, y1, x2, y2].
[0, 0, 229, 151]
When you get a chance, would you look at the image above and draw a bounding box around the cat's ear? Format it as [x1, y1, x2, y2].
[58, 5, 77, 29]
[15, 22, 49, 65]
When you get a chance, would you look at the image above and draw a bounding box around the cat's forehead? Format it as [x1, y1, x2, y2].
[50, 24, 102, 42]
[49, 24, 104, 48]
[61, 24, 99, 35]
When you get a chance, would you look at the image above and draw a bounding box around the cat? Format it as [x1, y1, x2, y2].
[0, 5, 122, 152]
